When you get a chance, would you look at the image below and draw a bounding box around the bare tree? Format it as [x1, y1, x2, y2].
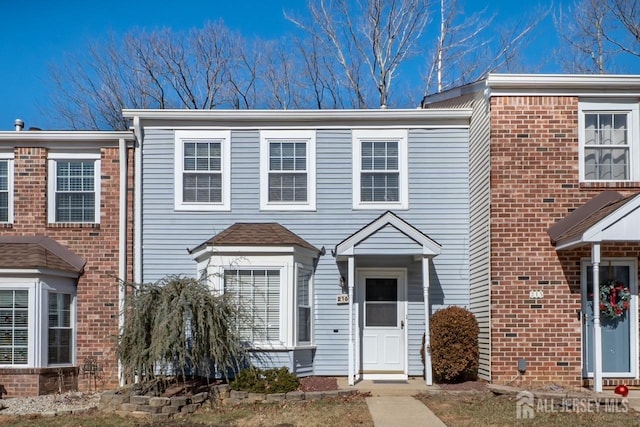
[49, 21, 238, 130]
[425, 0, 547, 94]
[288, 0, 431, 108]
[554, 0, 640, 73]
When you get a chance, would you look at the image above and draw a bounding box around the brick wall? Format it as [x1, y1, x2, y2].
[0, 144, 134, 396]
[489, 96, 640, 387]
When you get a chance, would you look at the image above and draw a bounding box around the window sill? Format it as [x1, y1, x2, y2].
[580, 182, 640, 189]
[47, 223, 100, 229]
[247, 344, 317, 352]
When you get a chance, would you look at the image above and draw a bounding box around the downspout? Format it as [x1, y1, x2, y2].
[133, 116, 142, 285]
[423, 256, 433, 385]
[592, 243, 602, 392]
[118, 137, 127, 387]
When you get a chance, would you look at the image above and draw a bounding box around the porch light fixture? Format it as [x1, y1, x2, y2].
[340, 276, 346, 287]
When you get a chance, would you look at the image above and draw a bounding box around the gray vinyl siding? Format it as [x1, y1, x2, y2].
[140, 125, 470, 377]
[425, 93, 492, 381]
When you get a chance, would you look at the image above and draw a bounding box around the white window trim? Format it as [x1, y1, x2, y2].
[174, 130, 231, 211]
[0, 152, 14, 224]
[0, 276, 76, 368]
[47, 152, 101, 224]
[260, 130, 316, 211]
[352, 129, 409, 210]
[578, 100, 640, 182]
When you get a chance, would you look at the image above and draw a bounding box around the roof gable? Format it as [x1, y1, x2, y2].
[549, 191, 640, 249]
[334, 211, 441, 258]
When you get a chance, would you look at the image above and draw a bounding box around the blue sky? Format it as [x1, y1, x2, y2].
[0, 0, 568, 131]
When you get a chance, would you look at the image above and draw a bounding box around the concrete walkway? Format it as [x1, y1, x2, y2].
[337, 378, 447, 426]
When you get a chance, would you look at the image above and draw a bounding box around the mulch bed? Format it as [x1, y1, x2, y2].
[298, 376, 339, 392]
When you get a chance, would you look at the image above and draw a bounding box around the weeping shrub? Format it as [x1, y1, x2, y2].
[429, 306, 479, 383]
[118, 275, 247, 382]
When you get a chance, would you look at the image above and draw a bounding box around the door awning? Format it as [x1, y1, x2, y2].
[548, 191, 640, 250]
[334, 211, 441, 260]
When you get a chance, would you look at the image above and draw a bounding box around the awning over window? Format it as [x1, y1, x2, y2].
[548, 191, 640, 250]
[0, 235, 86, 274]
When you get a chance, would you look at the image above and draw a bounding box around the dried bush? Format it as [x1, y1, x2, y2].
[118, 275, 247, 382]
[429, 306, 479, 383]
[230, 367, 300, 394]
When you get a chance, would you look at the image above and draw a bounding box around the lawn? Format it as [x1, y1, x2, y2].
[418, 391, 640, 427]
[0, 394, 374, 427]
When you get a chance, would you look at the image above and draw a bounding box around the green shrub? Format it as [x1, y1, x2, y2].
[428, 306, 479, 383]
[230, 367, 300, 394]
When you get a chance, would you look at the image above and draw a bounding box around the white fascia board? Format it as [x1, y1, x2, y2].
[486, 73, 640, 96]
[0, 268, 79, 279]
[0, 131, 134, 142]
[122, 109, 472, 128]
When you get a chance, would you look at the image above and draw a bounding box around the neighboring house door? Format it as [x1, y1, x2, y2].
[582, 260, 638, 378]
[358, 269, 407, 379]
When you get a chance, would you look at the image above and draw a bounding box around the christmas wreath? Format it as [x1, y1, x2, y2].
[599, 280, 631, 319]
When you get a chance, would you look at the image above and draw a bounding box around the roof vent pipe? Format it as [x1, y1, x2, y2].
[14, 119, 24, 131]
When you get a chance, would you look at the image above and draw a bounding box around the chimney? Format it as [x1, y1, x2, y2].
[14, 119, 24, 131]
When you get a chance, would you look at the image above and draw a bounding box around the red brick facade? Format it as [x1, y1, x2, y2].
[0, 142, 134, 396]
[490, 95, 640, 387]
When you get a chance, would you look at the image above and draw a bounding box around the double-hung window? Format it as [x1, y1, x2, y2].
[48, 293, 72, 364]
[579, 101, 640, 182]
[353, 129, 408, 209]
[48, 153, 100, 224]
[0, 153, 14, 223]
[297, 268, 311, 344]
[260, 130, 316, 211]
[0, 290, 28, 365]
[224, 269, 281, 343]
[175, 131, 231, 211]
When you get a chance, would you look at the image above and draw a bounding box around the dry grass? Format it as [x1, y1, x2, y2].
[419, 391, 640, 427]
[0, 395, 373, 427]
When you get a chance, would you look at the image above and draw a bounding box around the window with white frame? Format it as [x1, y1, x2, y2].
[48, 293, 72, 364]
[0, 154, 13, 223]
[260, 130, 316, 211]
[48, 153, 100, 223]
[353, 129, 408, 209]
[0, 278, 75, 367]
[0, 290, 28, 365]
[224, 269, 281, 343]
[579, 101, 640, 182]
[297, 268, 311, 343]
[175, 131, 231, 211]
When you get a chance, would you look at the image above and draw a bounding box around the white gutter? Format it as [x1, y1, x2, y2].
[122, 108, 472, 123]
[133, 116, 142, 285]
[118, 137, 127, 387]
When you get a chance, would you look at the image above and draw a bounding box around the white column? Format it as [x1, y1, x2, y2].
[592, 243, 602, 392]
[423, 256, 433, 385]
[348, 256, 355, 386]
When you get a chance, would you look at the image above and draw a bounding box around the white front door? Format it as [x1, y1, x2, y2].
[359, 269, 407, 379]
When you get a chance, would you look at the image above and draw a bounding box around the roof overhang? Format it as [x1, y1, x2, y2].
[0, 131, 135, 143]
[334, 211, 441, 260]
[552, 192, 640, 250]
[123, 108, 472, 129]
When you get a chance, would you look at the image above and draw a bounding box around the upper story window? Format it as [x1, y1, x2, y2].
[48, 152, 100, 224]
[353, 129, 408, 210]
[175, 131, 231, 211]
[579, 101, 640, 182]
[260, 130, 316, 211]
[0, 153, 14, 224]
